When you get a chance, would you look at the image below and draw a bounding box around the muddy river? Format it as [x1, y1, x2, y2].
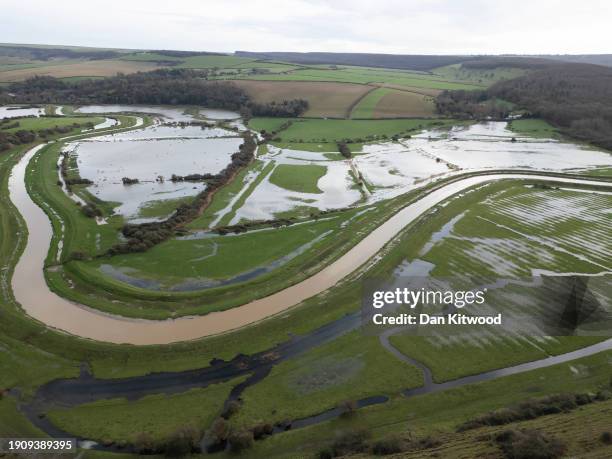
[10, 140, 612, 344]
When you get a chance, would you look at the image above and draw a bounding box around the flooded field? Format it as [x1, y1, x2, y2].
[225, 121, 611, 220]
[66, 106, 243, 220]
[76, 105, 239, 122]
[0, 105, 44, 118]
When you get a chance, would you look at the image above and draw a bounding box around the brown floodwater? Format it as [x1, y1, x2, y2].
[9, 144, 612, 344]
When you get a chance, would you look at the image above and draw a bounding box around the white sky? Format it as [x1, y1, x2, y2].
[1, 0, 611, 55]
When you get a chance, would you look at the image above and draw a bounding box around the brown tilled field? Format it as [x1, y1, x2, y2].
[0, 60, 163, 81]
[373, 89, 436, 118]
[229, 80, 372, 118]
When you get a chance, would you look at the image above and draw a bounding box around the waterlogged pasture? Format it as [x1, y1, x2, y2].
[409, 121, 612, 171]
[87, 216, 343, 291]
[420, 185, 612, 278]
[0, 105, 44, 118]
[229, 145, 363, 222]
[388, 184, 612, 381]
[67, 105, 243, 220]
[76, 105, 240, 122]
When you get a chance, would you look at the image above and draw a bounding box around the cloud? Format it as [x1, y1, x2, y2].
[0, 0, 610, 54]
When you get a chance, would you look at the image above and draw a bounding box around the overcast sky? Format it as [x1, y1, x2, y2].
[1, 0, 611, 55]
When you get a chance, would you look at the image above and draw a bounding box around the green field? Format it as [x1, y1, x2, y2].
[508, 118, 559, 138]
[226, 350, 612, 458]
[232, 332, 423, 429]
[268, 163, 326, 193]
[1, 116, 103, 132]
[216, 65, 485, 91]
[1, 98, 610, 457]
[249, 117, 456, 144]
[48, 377, 246, 444]
[350, 87, 392, 118]
[85, 216, 341, 286]
[188, 158, 274, 229]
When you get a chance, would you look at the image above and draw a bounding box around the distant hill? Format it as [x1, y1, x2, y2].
[535, 54, 612, 68]
[236, 51, 612, 70]
[235, 51, 476, 71]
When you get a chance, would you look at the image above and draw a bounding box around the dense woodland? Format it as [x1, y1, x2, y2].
[0, 45, 120, 61]
[0, 70, 309, 117]
[436, 63, 612, 150]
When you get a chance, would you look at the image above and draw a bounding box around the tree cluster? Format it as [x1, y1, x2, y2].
[170, 173, 215, 182]
[247, 99, 309, 117]
[4, 70, 250, 110]
[337, 141, 352, 158]
[436, 63, 612, 150]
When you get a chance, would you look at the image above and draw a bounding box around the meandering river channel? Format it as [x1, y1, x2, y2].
[9, 140, 612, 344]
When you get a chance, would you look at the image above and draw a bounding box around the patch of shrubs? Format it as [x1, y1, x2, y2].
[132, 425, 203, 457]
[121, 177, 140, 185]
[216, 216, 296, 235]
[458, 392, 608, 431]
[494, 428, 566, 459]
[81, 203, 102, 218]
[64, 178, 93, 186]
[337, 141, 352, 158]
[318, 428, 371, 458]
[227, 430, 254, 452]
[170, 173, 215, 182]
[220, 399, 241, 420]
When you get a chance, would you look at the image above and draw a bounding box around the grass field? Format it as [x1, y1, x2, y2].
[135, 196, 191, 219]
[0, 60, 163, 82]
[217, 350, 612, 458]
[508, 118, 559, 138]
[0, 398, 46, 437]
[217, 66, 485, 91]
[249, 118, 455, 145]
[1, 116, 103, 132]
[231, 80, 372, 118]
[85, 216, 341, 285]
[391, 335, 604, 383]
[268, 164, 326, 193]
[232, 332, 423, 429]
[47, 377, 246, 444]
